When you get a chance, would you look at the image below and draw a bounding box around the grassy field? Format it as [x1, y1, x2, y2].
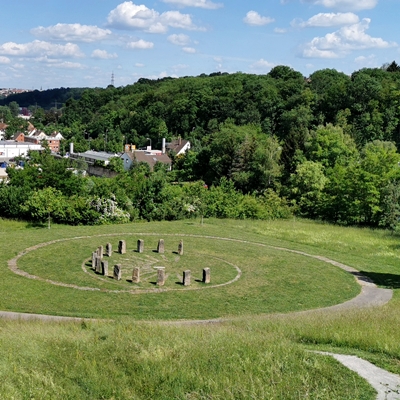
[2, 219, 361, 319]
[1, 217, 400, 398]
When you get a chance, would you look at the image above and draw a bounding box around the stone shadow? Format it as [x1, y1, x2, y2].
[360, 271, 400, 289]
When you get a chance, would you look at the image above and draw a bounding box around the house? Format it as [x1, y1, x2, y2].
[24, 129, 63, 153]
[121, 150, 172, 172]
[166, 137, 190, 156]
[13, 132, 25, 142]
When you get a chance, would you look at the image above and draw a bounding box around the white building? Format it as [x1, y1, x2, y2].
[0, 141, 42, 159]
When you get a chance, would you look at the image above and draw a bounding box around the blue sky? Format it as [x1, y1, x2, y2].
[1, 0, 399, 89]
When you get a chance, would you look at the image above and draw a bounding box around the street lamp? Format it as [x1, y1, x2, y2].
[146, 137, 152, 149]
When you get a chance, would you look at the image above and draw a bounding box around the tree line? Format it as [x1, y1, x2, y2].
[2, 63, 400, 228]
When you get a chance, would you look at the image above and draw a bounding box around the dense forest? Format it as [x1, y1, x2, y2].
[2, 63, 400, 229]
[0, 87, 86, 110]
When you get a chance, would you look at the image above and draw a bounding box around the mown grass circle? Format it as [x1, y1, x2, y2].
[9, 233, 360, 319]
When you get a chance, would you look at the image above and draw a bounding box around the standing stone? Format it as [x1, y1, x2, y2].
[118, 240, 126, 254]
[132, 267, 140, 283]
[178, 240, 184, 256]
[157, 239, 165, 254]
[105, 243, 112, 257]
[157, 268, 165, 286]
[101, 260, 109, 276]
[97, 245, 103, 259]
[183, 270, 191, 286]
[91, 252, 97, 270]
[113, 264, 122, 281]
[137, 239, 144, 253]
[202, 268, 211, 284]
[95, 255, 102, 273]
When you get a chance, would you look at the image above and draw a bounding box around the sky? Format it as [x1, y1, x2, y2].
[1, 0, 399, 89]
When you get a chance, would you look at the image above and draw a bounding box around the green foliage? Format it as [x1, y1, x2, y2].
[106, 156, 124, 173]
[0, 184, 29, 218]
[290, 160, 328, 217]
[305, 124, 358, 168]
[3, 66, 400, 228]
[22, 187, 66, 228]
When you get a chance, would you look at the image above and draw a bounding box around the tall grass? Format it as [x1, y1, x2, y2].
[0, 318, 376, 399]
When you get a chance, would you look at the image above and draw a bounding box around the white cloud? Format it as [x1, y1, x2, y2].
[31, 24, 112, 43]
[0, 56, 10, 64]
[161, 0, 223, 9]
[301, 18, 397, 58]
[135, 62, 145, 67]
[274, 28, 287, 34]
[145, 71, 171, 79]
[301, 0, 378, 11]
[168, 33, 191, 46]
[183, 46, 196, 53]
[0, 40, 84, 58]
[244, 11, 274, 26]
[354, 54, 378, 67]
[250, 58, 275, 72]
[107, 1, 203, 33]
[91, 49, 118, 59]
[127, 39, 154, 49]
[51, 61, 85, 69]
[293, 12, 359, 28]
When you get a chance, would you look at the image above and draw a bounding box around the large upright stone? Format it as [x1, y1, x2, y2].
[105, 243, 112, 257]
[178, 240, 184, 256]
[113, 264, 122, 281]
[183, 270, 191, 286]
[95, 255, 102, 273]
[157, 239, 165, 254]
[91, 252, 97, 270]
[202, 268, 210, 284]
[132, 267, 140, 283]
[137, 239, 144, 253]
[97, 245, 104, 259]
[101, 260, 109, 276]
[157, 268, 165, 286]
[118, 240, 126, 254]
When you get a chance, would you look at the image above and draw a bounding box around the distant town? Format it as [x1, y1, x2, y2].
[0, 88, 32, 98]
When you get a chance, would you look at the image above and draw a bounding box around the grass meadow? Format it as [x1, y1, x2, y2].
[1, 217, 400, 398]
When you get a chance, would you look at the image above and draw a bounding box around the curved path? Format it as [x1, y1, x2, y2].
[1, 233, 393, 320]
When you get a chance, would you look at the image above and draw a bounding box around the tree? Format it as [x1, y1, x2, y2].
[22, 187, 66, 228]
[107, 157, 124, 173]
[8, 101, 19, 117]
[385, 61, 400, 72]
[290, 160, 328, 217]
[305, 124, 358, 169]
[380, 182, 400, 230]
